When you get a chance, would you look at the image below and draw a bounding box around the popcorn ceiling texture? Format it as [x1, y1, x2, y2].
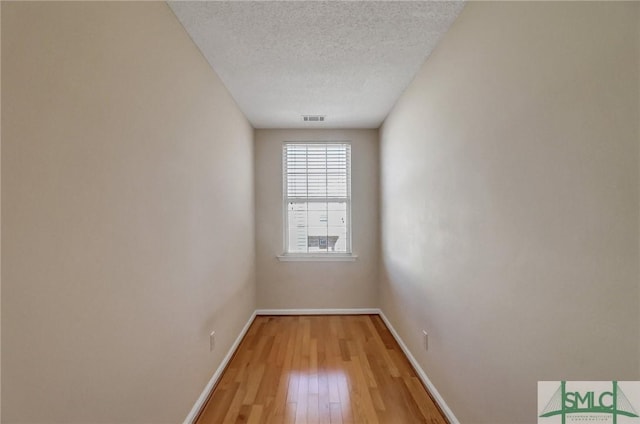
[168, 1, 464, 129]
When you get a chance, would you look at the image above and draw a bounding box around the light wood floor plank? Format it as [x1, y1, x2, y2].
[196, 315, 448, 424]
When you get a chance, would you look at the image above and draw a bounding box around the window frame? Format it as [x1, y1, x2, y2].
[280, 141, 355, 261]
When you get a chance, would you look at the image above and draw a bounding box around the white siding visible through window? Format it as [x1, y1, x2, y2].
[283, 142, 351, 254]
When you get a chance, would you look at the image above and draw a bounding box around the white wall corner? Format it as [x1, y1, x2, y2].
[183, 310, 257, 424]
[378, 310, 460, 424]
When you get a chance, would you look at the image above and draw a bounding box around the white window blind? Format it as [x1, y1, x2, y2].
[283, 142, 351, 254]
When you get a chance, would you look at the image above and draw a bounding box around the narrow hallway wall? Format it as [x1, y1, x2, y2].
[2, 3, 255, 422]
[380, 2, 640, 423]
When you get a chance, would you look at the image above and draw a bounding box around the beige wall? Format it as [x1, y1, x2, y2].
[1, 2, 255, 423]
[1, 2, 3, 418]
[380, 2, 640, 424]
[255, 129, 378, 309]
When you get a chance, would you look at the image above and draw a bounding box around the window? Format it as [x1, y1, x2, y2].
[283, 142, 351, 256]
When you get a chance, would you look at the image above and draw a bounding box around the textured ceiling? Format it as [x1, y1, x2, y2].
[168, 1, 464, 129]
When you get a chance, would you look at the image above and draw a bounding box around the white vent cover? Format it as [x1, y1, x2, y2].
[303, 115, 325, 122]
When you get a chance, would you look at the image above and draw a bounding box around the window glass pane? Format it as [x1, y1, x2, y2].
[328, 226, 347, 252]
[327, 209, 346, 227]
[308, 209, 328, 225]
[288, 202, 307, 253]
[308, 202, 328, 211]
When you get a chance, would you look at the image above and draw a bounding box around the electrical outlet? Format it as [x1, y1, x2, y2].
[422, 330, 428, 351]
[210, 331, 216, 352]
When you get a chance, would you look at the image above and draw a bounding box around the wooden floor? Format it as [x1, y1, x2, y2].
[195, 315, 448, 424]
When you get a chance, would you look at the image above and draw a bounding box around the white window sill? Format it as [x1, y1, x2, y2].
[277, 254, 358, 262]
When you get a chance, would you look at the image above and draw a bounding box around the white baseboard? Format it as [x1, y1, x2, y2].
[255, 308, 379, 315]
[378, 310, 460, 424]
[184, 308, 458, 424]
[183, 310, 257, 424]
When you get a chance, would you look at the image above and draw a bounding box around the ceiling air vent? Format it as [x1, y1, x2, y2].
[303, 115, 325, 122]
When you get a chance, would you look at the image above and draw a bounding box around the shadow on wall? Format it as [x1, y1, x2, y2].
[204, 276, 255, 337]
